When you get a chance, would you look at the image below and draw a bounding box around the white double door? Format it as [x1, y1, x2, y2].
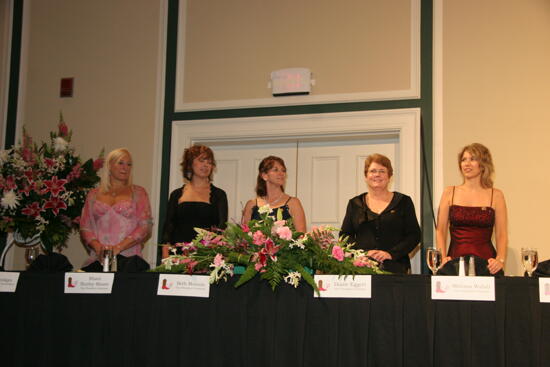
[210, 137, 399, 230]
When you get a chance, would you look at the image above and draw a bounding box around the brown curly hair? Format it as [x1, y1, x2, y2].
[180, 145, 216, 181]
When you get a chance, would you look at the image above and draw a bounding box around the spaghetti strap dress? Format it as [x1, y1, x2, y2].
[448, 186, 497, 259]
[251, 197, 292, 221]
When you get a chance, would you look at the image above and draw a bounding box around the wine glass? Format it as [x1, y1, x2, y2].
[426, 248, 443, 275]
[521, 248, 538, 277]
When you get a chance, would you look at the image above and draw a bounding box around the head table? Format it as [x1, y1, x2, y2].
[0, 272, 548, 367]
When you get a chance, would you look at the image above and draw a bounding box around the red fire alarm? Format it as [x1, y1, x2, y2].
[60, 77, 74, 98]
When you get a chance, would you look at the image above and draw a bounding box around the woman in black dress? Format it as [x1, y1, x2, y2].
[241, 156, 306, 232]
[162, 145, 228, 258]
[340, 153, 420, 274]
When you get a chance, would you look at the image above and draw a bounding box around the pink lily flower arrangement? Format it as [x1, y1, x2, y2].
[0, 113, 103, 253]
[153, 205, 386, 292]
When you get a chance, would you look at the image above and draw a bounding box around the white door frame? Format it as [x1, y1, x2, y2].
[170, 108, 422, 272]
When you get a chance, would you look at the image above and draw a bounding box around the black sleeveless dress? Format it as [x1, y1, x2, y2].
[251, 197, 292, 221]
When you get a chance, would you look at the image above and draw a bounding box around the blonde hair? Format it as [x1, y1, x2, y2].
[99, 148, 133, 193]
[458, 143, 494, 188]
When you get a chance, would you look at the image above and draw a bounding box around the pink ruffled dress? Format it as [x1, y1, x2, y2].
[80, 185, 153, 266]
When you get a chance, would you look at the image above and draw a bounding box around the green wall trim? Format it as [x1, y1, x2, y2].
[4, 0, 23, 149]
[173, 99, 422, 121]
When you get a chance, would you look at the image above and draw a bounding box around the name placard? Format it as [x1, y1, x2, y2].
[64, 273, 114, 294]
[157, 274, 210, 298]
[431, 276, 495, 301]
[313, 274, 371, 298]
[539, 278, 550, 303]
[0, 272, 20, 293]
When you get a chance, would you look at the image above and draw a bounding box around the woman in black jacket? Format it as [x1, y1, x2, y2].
[161, 144, 228, 258]
[340, 153, 420, 274]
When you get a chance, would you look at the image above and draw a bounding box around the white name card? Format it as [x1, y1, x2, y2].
[157, 274, 210, 298]
[0, 272, 20, 293]
[64, 272, 114, 294]
[313, 274, 371, 298]
[539, 278, 550, 303]
[431, 276, 495, 301]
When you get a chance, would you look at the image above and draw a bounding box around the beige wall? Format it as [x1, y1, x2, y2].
[182, 0, 412, 103]
[11, 0, 163, 269]
[443, 0, 550, 275]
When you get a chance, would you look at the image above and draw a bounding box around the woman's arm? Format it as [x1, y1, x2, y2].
[435, 186, 453, 258]
[488, 188, 508, 274]
[384, 196, 421, 261]
[241, 199, 255, 225]
[116, 186, 153, 254]
[214, 187, 228, 229]
[339, 199, 357, 244]
[288, 197, 306, 232]
[79, 189, 103, 254]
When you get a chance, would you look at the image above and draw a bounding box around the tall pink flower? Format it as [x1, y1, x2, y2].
[58, 121, 69, 137]
[43, 196, 67, 215]
[43, 176, 67, 197]
[21, 202, 43, 218]
[331, 246, 344, 262]
[93, 157, 104, 171]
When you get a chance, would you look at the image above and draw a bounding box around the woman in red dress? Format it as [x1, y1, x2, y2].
[436, 143, 508, 275]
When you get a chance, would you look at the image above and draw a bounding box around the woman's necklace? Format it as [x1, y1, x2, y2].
[265, 192, 283, 206]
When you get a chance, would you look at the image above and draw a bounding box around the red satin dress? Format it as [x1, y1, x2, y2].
[448, 187, 497, 260]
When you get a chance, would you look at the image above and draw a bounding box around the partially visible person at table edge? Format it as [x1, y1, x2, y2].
[436, 143, 507, 275]
[241, 155, 306, 232]
[80, 148, 153, 266]
[162, 144, 228, 258]
[340, 153, 421, 274]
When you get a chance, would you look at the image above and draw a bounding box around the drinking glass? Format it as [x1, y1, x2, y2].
[521, 248, 538, 277]
[426, 248, 442, 275]
[102, 247, 114, 272]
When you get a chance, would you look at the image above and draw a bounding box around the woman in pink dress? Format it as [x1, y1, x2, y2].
[435, 143, 508, 275]
[80, 148, 152, 266]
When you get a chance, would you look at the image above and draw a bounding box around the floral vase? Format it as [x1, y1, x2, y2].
[12, 230, 42, 268]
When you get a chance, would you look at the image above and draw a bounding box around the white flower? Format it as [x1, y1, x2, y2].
[1, 190, 20, 209]
[289, 235, 307, 249]
[258, 204, 272, 215]
[0, 149, 11, 164]
[284, 271, 302, 288]
[53, 137, 69, 152]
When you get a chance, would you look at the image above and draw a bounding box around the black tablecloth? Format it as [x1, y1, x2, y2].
[0, 273, 549, 367]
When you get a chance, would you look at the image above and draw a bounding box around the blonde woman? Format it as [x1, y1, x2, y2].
[435, 143, 508, 275]
[80, 148, 152, 266]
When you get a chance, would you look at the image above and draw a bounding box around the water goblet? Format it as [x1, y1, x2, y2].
[102, 247, 114, 272]
[426, 248, 442, 275]
[521, 247, 538, 277]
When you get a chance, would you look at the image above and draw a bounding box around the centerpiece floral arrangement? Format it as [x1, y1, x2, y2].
[0, 114, 103, 253]
[151, 205, 387, 292]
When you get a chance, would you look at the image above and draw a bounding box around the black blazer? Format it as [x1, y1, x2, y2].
[162, 184, 228, 244]
[340, 192, 421, 273]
